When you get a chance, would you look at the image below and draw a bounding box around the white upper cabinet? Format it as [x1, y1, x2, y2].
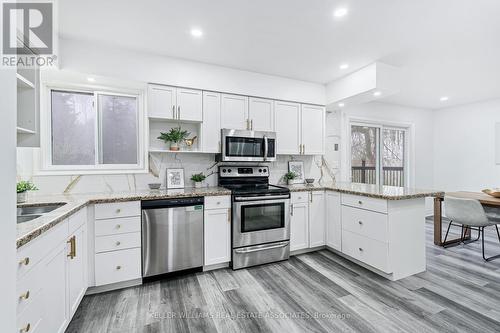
[275, 101, 301, 154]
[248, 97, 274, 131]
[301, 104, 325, 155]
[325, 191, 342, 251]
[201, 91, 222, 153]
[176, 88, 203, 122]
[148, 84, 202, 122]
[309, 191, 326, 247]
[148, 84, 176, 120]
[221, 94, 249, 130]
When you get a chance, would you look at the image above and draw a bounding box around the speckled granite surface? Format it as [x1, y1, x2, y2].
[284, 182, 444, 200]
[17, 187, 230, 249]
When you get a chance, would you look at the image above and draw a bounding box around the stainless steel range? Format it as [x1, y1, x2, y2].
[218, 166, 290, 270]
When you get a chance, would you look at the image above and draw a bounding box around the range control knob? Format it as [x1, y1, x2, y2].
[259, 169, 262, 173]
[263, 169, 267, 173]
[228, 169, 232, 173]
[222, 169, 226, 173]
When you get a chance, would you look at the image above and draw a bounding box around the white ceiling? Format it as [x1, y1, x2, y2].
[59, 0, 500, 109]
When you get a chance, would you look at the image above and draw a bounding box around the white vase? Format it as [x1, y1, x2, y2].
[287, 179, 294, 185]
[169, 142, 179, 151]
[194, 182, 203, 188]
[17, 192, 27, 203]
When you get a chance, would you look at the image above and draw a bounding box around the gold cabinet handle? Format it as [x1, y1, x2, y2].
[115, 241, 121, 246]
[178, 106, 181, 119]
[19, 257, 30, 266]
[116, 224, 121, 229]
[310, 192, 313, 203]
[20, 323, 31, 332]
[290, 203, 294, 216]
[250, 119, 253, 130]
[116, 208, 121, 214]
[172, 105, 175, 118]
[19, 290, 30, 300]
[228, 209, 231, 224]
[358, 200, 363, 205]
[67, 235, 76, 259]
[303, 144, 306, 155]
[116, 265, 122, 270]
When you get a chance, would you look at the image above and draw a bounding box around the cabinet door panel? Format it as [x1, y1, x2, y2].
[275, 101, 301, 154]
[177, 88, 202, 122]
[221, 94, 248, 130]
[290, 202, 309, 251]
[204, 209, 231, 265]
[249, 97, 274, 131]
[68, 225, 87, 318]
[309, 191, 326, 247]
[201, 92, 221, 153]
[326, 191, 342, 251]
[301, 104, 325, 155]
[148, 85, 176, 119]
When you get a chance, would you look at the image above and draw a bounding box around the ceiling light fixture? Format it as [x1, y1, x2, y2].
[440, 96, 449, 102]
[373, 91, 381, 97]
[87, 77, 95, 82]
[334, 8, 348, 18]
[339, 63, 349, 70]
[190, 28, 203, 38]
[338, 103, 345, 107]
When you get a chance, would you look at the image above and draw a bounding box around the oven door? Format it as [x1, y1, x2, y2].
[232, 195, 290, 248]
[222, 129, 276, 162]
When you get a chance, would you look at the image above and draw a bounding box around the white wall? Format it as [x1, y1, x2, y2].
[0, 68, 17, 332]
[433, 99, 500, 191]
[59, 38, 325, 105]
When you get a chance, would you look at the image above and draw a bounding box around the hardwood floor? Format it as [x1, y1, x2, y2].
[67, 219, 500, 333]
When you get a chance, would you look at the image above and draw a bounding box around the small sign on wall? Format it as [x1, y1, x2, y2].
[496, 123, 500, 165]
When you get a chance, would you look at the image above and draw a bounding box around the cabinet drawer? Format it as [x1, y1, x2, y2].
[342, 230, 391, 273]
[95, 248, 142, 286]
[342, 206, 388, 242]
[342, 194, 388, 213]
[95, 201, 140, 220]
[16, 291, 43, 333]
[95, 232, 141, 253]
[204, 196, 231, 210]
[291, 192, 309, 204]
[17, 221, 68, 279]
[16, 261, 43, 314]
[95, 216, 141, 236]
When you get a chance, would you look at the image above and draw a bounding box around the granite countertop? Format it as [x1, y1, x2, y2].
[17, 187, 231, 249]
[283, 181, 444, 200]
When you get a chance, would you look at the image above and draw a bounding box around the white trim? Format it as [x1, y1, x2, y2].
[37, 82, 148, 175]
[345, 116, 415, 188]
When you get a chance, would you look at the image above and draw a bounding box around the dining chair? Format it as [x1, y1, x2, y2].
[444, 196, 500, 261]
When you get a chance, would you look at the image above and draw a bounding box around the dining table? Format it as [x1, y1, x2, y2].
[434, 191, 500, 246]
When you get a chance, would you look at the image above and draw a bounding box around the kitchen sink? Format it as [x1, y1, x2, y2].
[17, 203, 66, 216]
[17, 215, 42, 224]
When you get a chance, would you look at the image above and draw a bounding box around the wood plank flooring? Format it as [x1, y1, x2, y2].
[67, 219, 500, 333]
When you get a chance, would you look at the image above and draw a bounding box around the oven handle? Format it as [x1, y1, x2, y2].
[234, 241, 290, 254]
[234, 194, 290, 201]
[263, 135, 268, 161]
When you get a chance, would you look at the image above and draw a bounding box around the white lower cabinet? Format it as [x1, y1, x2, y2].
[309, 191, 326, 247]
[290, 200, 309, 251]
[326, 191, 342, 251]
[95, 248, 142, 286]
[204, 208, 231, 266]
[67, 224, 88, 318]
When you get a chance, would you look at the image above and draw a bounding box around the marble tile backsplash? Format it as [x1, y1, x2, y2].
[17, 148, 337, 195]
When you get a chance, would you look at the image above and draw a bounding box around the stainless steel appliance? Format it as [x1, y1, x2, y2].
[219, 166, 290, 269]
[220, 129, 276, 162]
[141, 197, 204, 278]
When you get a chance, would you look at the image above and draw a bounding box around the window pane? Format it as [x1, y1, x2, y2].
[99, 94, 138, 164]
[51, 91, 95, 165]
[383, 128, 405, 187]
[351, 125, 378, 184]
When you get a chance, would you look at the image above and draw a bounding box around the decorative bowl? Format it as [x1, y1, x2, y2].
[305, 178, 315, 184]
[148, 183, 161, 190]
[482, 189, 500, 198]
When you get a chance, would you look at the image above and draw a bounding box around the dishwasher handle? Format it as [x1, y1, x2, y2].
[141, 197, 204, 209]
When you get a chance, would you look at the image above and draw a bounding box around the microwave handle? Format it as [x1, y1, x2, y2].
[263, 135, 268, 161]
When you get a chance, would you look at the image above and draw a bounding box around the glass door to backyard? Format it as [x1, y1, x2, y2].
[350, 124, 407, 187]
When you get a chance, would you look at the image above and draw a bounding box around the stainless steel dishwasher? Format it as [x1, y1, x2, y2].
[141, 197, 204, 278]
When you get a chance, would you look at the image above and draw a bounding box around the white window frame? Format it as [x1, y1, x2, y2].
[346, 117, 414, 187]
[37, 82, 148, 175]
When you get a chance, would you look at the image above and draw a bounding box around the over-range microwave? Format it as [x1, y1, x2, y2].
[219, 129, 276, 162]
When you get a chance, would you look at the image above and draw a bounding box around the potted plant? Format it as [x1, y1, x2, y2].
[17, 180, 37, 203]
[284, 171, 297, 185]
[158, 127, 190, 151]
[191, 173, 206, 188]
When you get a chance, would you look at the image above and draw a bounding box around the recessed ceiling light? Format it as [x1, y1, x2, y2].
[87, 77, 95, 82]
[339, 63, 349, 70]
[190, 28, 203, 38]
[338, 102, 345, 107]
[440, 96, 449, 102]
[334, 8, 348, 18]
[373, 91, 381, 97]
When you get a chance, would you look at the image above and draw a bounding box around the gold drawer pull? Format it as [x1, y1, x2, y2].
[116, 265, 122, 270]
[115, 241, 121, 246]
[116, 224, 121, 229]
[216, 201, 221, 205]
[20, 290, 30, 300]
[358, 200, 363, 205]
[67, 236, 76, 259]
[358, 247, 364, 252]
[358, 221, 363, 225]
[20, 323, 31, 332]
[116, 208, 121, 214]
[19, 257, 30, 266]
